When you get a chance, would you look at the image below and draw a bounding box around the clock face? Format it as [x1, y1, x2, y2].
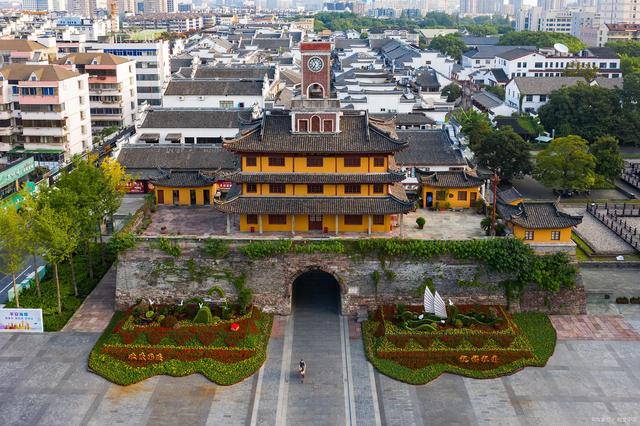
[308, 56, 324, 73]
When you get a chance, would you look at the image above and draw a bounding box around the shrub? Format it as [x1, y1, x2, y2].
[160, 315, 178, 328]
[202, 239, 229, 258]
[616, 297, 629, 304]
[416, 217, 426, 229]
[156, 237, 182, 257]
[193, 306, 214, 324]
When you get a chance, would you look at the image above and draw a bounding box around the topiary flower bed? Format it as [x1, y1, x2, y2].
[363, 305, 556, 384]
[89, 305, 272, 386]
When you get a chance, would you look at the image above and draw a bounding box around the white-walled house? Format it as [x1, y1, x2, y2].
[135, 108, 257, 144]
[505, 76, 587, 114]
[163, 79, 268, 109]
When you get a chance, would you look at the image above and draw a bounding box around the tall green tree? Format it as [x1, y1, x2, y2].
[589, 135, 624, 182]
[498, 31, 585, 53]
[0, 206, 29, 308]
[538, 83, 620, 142]
[473, 126, 533, 182]
[441, 83, 461, 102]
[428, 34, 467, 60]
[452, 108, 492, 149]
[19, 188, 43, 298]
[563, 61, 598, 80]
[35, 203, 78, 315]
[534, 135, 596, 191]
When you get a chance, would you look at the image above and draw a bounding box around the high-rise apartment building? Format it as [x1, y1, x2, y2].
[143, 0, 167, 13]
[0, 65, 92, 166]
[22, 0, 54, 11]
[598, 0, 640, 24]
[85, 41, 170, 107]
[67, 0, 94, 17]
[57, 53, 138, 130]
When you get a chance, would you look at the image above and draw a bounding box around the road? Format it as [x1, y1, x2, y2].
[0, 257, 45, 306]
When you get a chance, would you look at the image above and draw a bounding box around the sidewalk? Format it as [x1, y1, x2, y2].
[62, 265, 116, 333]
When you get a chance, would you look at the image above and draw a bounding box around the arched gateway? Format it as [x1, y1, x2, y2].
[290, 268, 342, 314]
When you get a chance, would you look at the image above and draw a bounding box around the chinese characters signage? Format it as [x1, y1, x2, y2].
[0, 308, 44, 333]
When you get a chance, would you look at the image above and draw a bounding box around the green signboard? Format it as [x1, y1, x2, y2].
[0, 157, 35, 189]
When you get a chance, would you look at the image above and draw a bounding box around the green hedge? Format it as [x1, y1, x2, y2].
[88, 311, 273, 386]
[362, 312, 556, 385]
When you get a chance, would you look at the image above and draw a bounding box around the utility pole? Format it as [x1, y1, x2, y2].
[490, 169, 500, 237]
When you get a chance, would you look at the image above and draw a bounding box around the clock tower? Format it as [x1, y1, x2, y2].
[300, 41, 332, 99]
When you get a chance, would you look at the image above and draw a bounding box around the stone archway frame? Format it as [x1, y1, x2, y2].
[287, 265, 347, 314]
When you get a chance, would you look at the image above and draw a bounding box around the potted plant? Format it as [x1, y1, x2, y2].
[416, 217, 425, 229]
[444, 201, 451, 210]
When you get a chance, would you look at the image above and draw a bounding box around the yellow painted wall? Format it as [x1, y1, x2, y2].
[512, 225, 573, 243]
[239, 214, 391, 233]
[155, 184, 216, 206]
[421, 185, 480, 209]
[243, 183, 388, 197]
[242, 155, 390, 174]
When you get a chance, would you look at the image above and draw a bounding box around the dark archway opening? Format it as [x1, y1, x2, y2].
[292, 269, 340, 314]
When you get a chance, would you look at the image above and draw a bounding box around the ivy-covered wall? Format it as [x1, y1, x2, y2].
[115, 238, 586, 315]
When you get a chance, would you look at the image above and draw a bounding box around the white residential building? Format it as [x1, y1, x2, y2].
[598, 0, 640, 24]
[85, 41, 171, 107]
[505, 76, 587, 113]
[0, 64, 92, 167]
[495, 46, 621, 79]
[57, 53, 138, 130]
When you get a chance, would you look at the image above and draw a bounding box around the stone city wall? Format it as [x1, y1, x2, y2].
[116, 239, 586, 315]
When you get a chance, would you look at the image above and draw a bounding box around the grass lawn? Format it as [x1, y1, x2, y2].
[4, 245, 115, 331]
[363, 306, 556, 385]
[89, 306, 272, 386]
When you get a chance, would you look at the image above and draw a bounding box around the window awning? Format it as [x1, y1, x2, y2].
[139, 133, 160, 141]
[165, 133, 182, 141]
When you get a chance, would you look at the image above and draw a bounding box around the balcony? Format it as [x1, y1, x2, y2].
[20, 110, 67, 120]
[19, 95, 60, 105]
[22, 126, 67, 137]
[89, 75, 118, 84]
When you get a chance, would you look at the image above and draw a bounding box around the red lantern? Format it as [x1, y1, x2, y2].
[230, 323, 240, 332]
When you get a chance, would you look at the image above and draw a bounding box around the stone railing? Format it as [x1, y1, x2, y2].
[586, 203, 639, 252]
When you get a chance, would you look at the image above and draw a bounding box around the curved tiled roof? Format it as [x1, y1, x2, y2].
[497, 202, 582, 229]
[418, 171, 484, 188]
[150, 170, 217, 188]
[216, 195, 414, 215]
[223, 111, 407, 154]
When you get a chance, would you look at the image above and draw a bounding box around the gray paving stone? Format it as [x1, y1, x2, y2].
[503, 368, 560, 398]
[415, 374, 477, 425]
[18, 360, 74, 390]
[0, 358, 30, 390]
[205, 374, 253, 426]
[550, 370, 605, 398]
[463, 378, 520, 425]
[0, 333, 52, 357]
[589, 370, 640, 398]
[146, 375, 216, 426]
[37, 392, 97, 426]
[253, 331, 284, 426]
[0, 392, 51, 426]
[564, 341, 621, 368]
[87, 377, 159, 426]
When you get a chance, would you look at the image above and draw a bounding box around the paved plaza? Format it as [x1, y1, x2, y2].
[2, 286, 640, 425]
[142, 206, 485, 240]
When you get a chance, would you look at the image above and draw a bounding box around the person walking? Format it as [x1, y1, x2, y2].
[298, 359, 306, 383]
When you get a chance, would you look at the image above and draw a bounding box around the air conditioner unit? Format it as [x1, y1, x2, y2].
[179, 96, 184, 101]
[199, 96, 205, 101]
